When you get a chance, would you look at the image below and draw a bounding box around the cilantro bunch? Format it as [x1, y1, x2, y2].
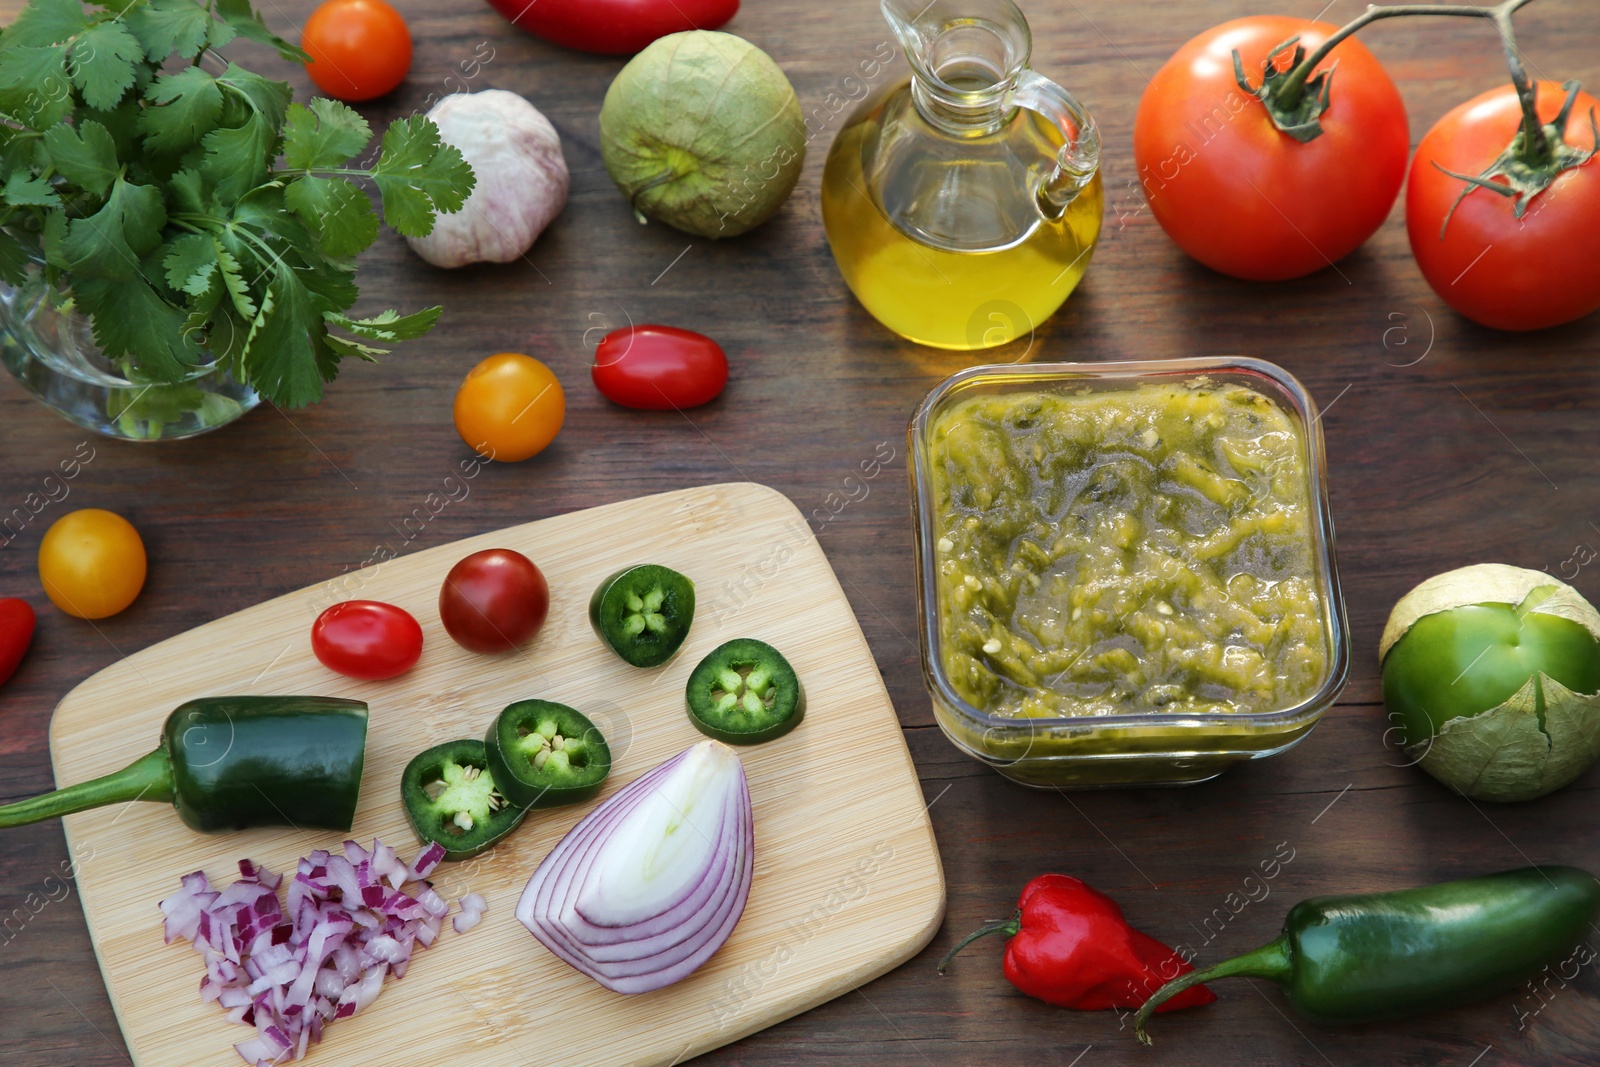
[0, 0, 475, 407]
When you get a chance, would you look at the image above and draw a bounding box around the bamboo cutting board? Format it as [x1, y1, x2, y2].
[49, 482, 945, 1067]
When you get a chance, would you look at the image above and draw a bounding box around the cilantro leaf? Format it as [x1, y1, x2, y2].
[167, 167, 207, 213]
[371, 116, 475, 238]
[0, 125, 39, 174]
[0, 44, 72, 127]
[42, 118, 118, 195]
[215, 0, 308, 63]
[180, 242, 226, 317]
[82, 98, 143, 159]
[60, 178, 167, 280]
[321, 333, 385, 363]
[243, 263, 325, 406]
[0, 229, 29, 286]
[284, 175, 376, 257]
[199, 112, 271, 208]
[232, 183, 315, 248]
[40, 206, 66, 268]
[215, 242, 257, 320]
[163, 232, 218, 295]
[236, 193, 361, 314]
[125, 0, 216, 60]
[4, 170, 59, 206]
[74, 273, 193, 380]
[2, 0, 89, 48]
[204, 300, 252, 375]
[69, 21, 143, 110]
[294, 252, 358, 312]
[216, 63, 290, 131]
[325, 306, 441, 342]
[140, 67, 222, 155]
[281, 98, 370, 170]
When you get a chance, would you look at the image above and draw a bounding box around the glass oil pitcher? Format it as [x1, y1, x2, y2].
[822, 0, 1102, 350]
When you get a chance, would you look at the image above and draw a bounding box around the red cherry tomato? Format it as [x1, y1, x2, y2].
[592, 325, 728, 410]
[301, 0, 412, 102]
[484, 0, 738, 55]
[0, 598, 36, 689]
[312, 600, 424, 680]
[1133, 17, 1408, 281]
[439, 549, 549, 654]
[1407, 80, 1600, 331]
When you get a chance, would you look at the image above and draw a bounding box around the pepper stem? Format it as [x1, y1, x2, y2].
[936, 911, 1022, 974]
[0, 747, 174, 828]
[1133, 935, 1292, 1045]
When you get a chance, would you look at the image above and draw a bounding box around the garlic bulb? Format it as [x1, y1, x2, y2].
[407, 89, 569, 268]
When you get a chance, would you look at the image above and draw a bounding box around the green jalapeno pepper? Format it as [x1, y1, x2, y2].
[0, 696, 368, 833]
[483, 699, 611, 810]
[1134, 866, 1600, 1043]
[589, 564, 696, 668]
[685, 638, 805, 744]
[401, 739, 525, 862]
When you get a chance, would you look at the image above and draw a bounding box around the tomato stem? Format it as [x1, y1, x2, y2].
[1244, 0, 1545, 142]
[1383, 0, 1600, 236]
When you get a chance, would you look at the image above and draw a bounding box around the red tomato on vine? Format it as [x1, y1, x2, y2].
[1133, 17, 1409, 281]
[1407, 79, 1600, 331]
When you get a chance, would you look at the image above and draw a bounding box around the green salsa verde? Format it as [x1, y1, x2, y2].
[929, 380, 1330, 719]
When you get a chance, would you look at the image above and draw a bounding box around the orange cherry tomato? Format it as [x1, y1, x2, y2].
[38, 509, 147, 619]
[453, 353, 566, 462]
[301, 0, 413, 102]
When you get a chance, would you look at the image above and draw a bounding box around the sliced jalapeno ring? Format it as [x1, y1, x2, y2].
[685, 638, 805, 744]
[484, 699, 612, 810]
[401, 739, 525, 862]
[590, 564, 696, 668]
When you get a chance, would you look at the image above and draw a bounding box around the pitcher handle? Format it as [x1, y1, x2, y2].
[1009, 69, 1101, 218]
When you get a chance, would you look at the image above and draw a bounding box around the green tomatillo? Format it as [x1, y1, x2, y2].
[599, 31, 806, 238]
[1379, 563, 1600, 802]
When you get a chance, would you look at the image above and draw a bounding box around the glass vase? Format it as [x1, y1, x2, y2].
[0, 266, 258, 441]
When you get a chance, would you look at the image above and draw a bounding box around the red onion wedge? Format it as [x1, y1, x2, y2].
[160, 839, 460, 1065]
[516, 740, 753, 994]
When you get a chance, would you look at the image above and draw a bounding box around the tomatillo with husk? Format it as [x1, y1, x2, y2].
[599, 31, 805, 238]
[1379, 563, 1600, 802]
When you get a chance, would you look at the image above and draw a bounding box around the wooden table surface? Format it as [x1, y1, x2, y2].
[3, 0, 1598, 1064]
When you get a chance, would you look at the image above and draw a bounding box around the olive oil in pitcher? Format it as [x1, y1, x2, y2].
[822, 0, 1103, 350]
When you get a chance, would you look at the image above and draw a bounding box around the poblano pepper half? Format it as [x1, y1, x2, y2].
[0, 696, 369, 833]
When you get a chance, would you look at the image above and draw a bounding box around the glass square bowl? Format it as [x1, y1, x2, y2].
[908, 357, 1350, 788]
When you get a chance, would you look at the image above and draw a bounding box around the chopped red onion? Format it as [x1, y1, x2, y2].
[452, 893, 487, 934]
[161, 839, 469, 1065]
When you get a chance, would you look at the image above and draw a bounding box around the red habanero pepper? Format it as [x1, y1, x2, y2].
[939, 874, 1216, 1013]
[0, 598, 35, 689]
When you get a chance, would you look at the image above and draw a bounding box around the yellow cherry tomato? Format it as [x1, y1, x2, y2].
[453, 353, 566, 462]
[38, 509, 147, 619]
